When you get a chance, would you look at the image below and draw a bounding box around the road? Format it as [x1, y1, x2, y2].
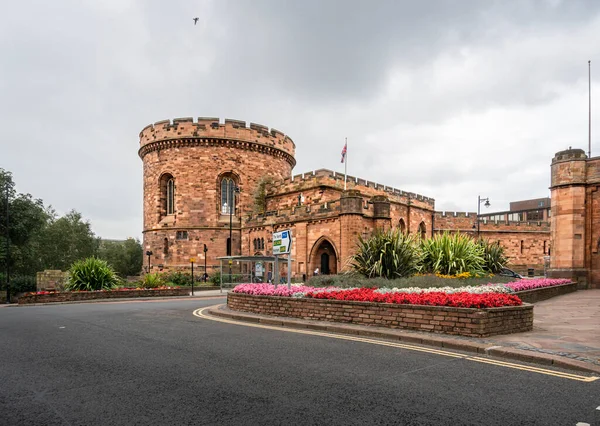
[1, 298, 598, 425]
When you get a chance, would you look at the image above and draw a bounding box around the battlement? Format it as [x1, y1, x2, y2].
[552, 148, 586, 164]
[139, 117, 295, 159]
[268, 168, 435, 208]
[436, 211, 478, 219]
[434, 211, 550, 233]
[245, 200, 342, 227]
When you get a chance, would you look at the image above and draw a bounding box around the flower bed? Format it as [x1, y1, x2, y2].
[304, 288, 522, 308]
[18, 287, 191, 304]
[503, 278, 570, 292]
[227, 292, 533, 337]
[511, 281, 577, 303]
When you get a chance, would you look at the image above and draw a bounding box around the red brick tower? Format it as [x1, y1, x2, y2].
[139, 117, 295, 273]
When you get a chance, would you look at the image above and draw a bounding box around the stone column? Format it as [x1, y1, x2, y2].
[548, 148, 588, 288]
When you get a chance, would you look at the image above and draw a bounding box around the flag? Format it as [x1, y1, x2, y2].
[340, 142, 347, 163]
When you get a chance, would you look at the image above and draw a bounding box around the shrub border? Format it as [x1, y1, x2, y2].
[227, 293, 533, 337]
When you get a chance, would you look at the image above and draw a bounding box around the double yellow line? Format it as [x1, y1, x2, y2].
[193, 306, 599, 383]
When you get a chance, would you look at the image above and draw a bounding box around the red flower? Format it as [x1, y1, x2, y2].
[304, 288, 522, 308]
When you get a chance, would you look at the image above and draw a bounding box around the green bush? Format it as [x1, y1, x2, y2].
[420, 232, 485, 276]
[138, 273, 164, 289]
[65, 258, 120, 291]
[209, 271, 247, 285]
[350, 229, 421, 279]
[164, 271, 192, 287]
[478, 239, 508, 273]
[9, 275, 37, 293]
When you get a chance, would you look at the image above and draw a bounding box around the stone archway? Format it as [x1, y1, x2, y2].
[310, 238, 338, 275]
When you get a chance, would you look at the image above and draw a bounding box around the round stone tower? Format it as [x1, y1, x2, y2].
[139, 117, 295, 273]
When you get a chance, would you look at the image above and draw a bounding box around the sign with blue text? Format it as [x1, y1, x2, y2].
[272, 230, 292, 254]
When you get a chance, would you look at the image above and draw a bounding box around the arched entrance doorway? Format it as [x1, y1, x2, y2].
[310, 238, 338, 275]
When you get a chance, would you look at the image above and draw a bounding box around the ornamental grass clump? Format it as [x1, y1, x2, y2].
[478, 239, 508, 274]
[65, 257, 120, 291]
[350, 229, 421, 279]
[420, 232, 485, 276]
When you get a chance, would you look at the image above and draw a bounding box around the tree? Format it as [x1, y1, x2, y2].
[97, 238, 143, 277]
[35, 210, 100, 271]
[0, 169, 49, 278]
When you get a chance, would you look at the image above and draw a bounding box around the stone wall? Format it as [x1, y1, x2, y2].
[434, 212, 550, 272]
[515, 283, 577, 304]
[227, 293, 533, 338]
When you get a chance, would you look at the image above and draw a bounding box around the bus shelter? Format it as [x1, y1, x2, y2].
[216, 255, 294, 292]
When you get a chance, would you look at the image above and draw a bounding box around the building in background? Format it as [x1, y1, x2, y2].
[139, 117, 595, 288]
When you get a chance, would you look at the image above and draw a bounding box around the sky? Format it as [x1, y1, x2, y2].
[1, 0, 599, 240]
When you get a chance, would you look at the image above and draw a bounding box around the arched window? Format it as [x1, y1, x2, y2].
[159, 173, 175, 217]
[166, 178, 174, 215]
[253, 239, 257, 250]
[398, 218, 406, 233]
[220, 177, 238, 215]
[260, 238, 265, 250]
[418, 222, 426, 239]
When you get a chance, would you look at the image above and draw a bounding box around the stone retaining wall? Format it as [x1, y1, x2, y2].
[514, 282, 577, 303]
[18, 288, 191, 304]
[227, 293, 533, 337]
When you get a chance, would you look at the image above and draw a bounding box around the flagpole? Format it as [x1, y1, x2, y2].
[589, 60, 592, 158]
[344, 137, 347, 190]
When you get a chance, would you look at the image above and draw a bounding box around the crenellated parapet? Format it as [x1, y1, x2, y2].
[245, 200, 342, 227]
[434, 211, 550, 233]
[551, 148, 586, 188]
[138, 117, 296, 167]
[267, 168, 435, 209]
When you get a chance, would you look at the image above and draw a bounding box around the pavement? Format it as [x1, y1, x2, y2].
[207, 289, 600, 375]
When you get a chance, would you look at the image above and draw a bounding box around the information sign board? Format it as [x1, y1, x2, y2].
[272, 230, 292, 254]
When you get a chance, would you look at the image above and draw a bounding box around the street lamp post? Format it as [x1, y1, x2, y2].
[146, 250, 153, 273]
[203, 244, 208, 282]
[477, 196, 490, 239]
[5, 183, 10, 304]
[228, 186, 240, 284]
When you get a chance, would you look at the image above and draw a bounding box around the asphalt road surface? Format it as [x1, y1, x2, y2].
[1, 298, 599, 426]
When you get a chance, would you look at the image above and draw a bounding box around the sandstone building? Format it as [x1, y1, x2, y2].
[138, 117, 561, 283]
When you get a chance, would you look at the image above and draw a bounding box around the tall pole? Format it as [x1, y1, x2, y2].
[204, 244, 208, 282]
[477, 195, 480, 239]
[5, 183, 10, 304]
[589, 60, 592, 159]
[229, 195, 233, 284]
[344, 137, 348, 190]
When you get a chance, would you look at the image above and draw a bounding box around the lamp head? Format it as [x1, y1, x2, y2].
[484, 199, 490, 208]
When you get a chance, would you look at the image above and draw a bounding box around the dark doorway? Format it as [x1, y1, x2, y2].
[321, 253, 330, 275]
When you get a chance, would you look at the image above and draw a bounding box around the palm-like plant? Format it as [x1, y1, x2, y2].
[65, 257, 120, 291]
[478, 239, 508, 273]
[420, 232, 485, 276]
[350, 229, 421, 279]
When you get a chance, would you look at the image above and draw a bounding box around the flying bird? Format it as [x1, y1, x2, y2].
[193, 17, 199, 25]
